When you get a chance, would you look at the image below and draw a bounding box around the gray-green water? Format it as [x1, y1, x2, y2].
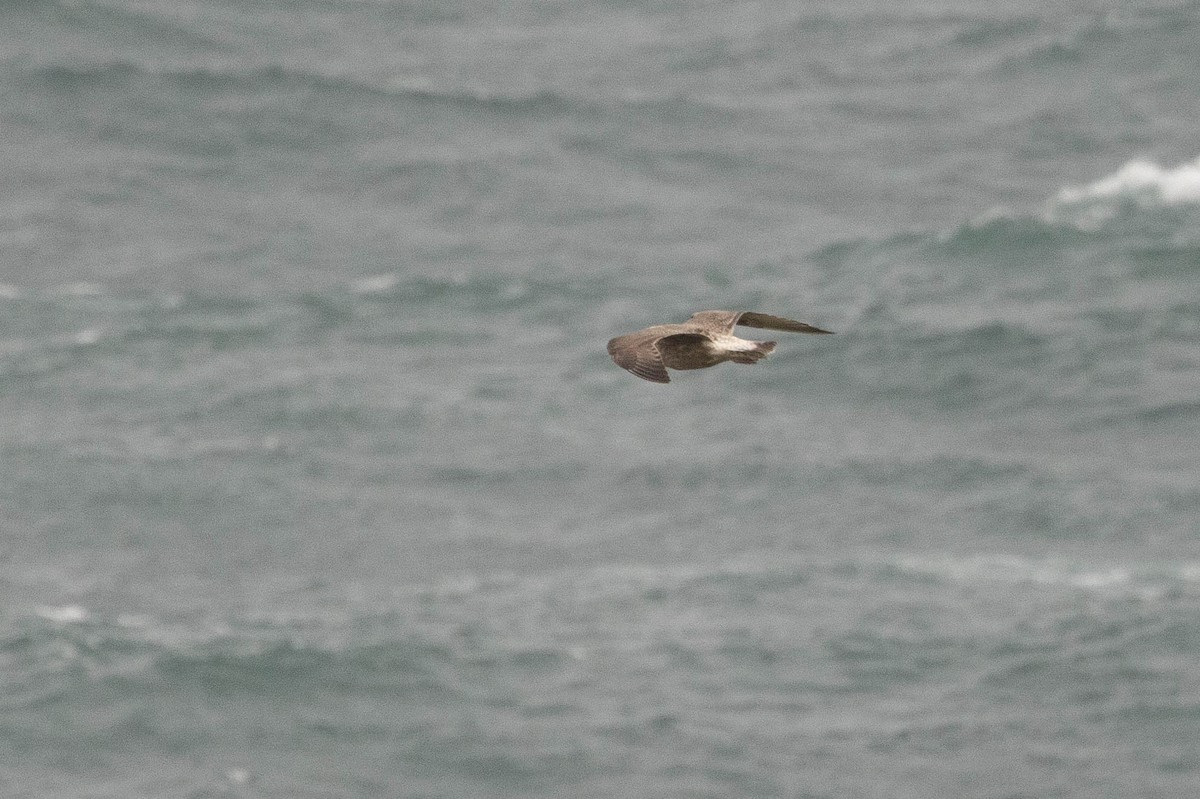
[3, 1, 1199, 797]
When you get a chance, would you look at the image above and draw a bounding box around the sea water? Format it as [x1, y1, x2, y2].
[2, 1, 1199, 797]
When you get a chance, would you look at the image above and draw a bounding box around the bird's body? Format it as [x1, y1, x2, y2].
[607, 310, 833, 384]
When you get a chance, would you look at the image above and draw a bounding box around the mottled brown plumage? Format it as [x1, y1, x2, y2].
[607, 310, 833, 383]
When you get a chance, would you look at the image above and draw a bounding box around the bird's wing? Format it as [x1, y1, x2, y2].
[734, 311, 834, 335]
[685, 310, 833, 335]
[607, 331, 671, 383]
[684, 310, 742, 333]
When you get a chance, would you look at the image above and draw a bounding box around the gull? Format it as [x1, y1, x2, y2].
[607, 310, 834, 384]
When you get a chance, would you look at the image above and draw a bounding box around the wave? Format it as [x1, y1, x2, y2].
[813, 154, 1200, 274]
[34, 604, 90, 623]
[9, 549, 1198, 727]
[1132, 397, 1200, 425]
[890, 553, 1200, 599]
[1048, 156, 1200, 226]
[0, 289, 311, 394]
[986, 3, 1200, 74]
[6, 589, 598, 711]
[23, 50, 764, 135]
[14, 0, 235, 52]
[27, 58, 350, 95]
[152, 639, 461, 696]
[28, 56, 581, 116]
[830, 453, 1028, 492]
[811, 213, 1099, 279]
[804, 155, 1200, 417]
[0, 273, 591, 390]
[1, 631, 466, 724]
[950, 16, 1041, 49]
[344, 269, 614, 316]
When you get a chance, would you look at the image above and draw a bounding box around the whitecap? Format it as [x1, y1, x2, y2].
[1053, 155, 1200, 208]
[890, 553, 1184, 599]
[36, 604, 90, 623]
[52, 282, 108, 297]
[73, 328, 103, 346]
[349, 273, 400, 295]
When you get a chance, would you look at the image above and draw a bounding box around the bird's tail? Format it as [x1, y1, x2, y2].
[731, 341, 776, 364]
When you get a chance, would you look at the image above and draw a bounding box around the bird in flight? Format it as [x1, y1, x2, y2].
[607, 310, 833, 384]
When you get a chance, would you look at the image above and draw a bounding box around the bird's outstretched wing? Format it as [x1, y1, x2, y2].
[735, 311, 834, 335]
[684, 310, 742, 333]
[685, 310, 833, 335]
[607, 332, 671, 383]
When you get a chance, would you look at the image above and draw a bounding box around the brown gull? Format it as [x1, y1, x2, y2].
[607, 310, 834, 384]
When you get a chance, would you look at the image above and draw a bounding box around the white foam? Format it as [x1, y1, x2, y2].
[891, 553, 1194, 600]
[73, 328, 103, 346]
[52, 282, 107, 297]
[1054, 155, 1200, 207]
[36, 604, 90, 623]
[349, 273, 399, 295]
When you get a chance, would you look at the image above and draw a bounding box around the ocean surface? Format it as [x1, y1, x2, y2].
[2, 1, 1199, 797]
